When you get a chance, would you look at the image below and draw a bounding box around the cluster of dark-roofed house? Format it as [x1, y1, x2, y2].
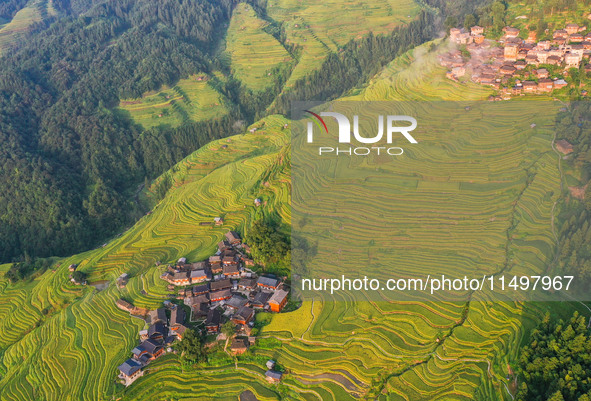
[161, 231, 289, 315]
[115, 230, 289, 386]
[116, 304, 184, 386]
[441, 21, 591, 97]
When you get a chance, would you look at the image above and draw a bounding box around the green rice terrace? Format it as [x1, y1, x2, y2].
[0, 41, 586, 401]
[117, 74, 228, 130]
[223, 3, 293, 91]
[0, 0, 57, 54]
[266, 0, 420, 86]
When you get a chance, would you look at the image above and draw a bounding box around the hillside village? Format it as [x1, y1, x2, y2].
[115, 230, 288, 386]
[441, 20, 591, 98]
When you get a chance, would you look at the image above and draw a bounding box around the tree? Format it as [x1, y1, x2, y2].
[176, 329, 206, 365]
[464, 14, 476, 30]
[445, 15, 458, 31]
[491, 1, 506, 33]
[246, 219, 290, 269]
[72, 270, 87, 284]
[516, 312, 591, 401]
[548, 391, 565, 401]
[221, 320, 235, 340]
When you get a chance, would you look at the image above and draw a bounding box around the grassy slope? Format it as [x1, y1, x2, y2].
[0, 24, 583, 401]
[267, 0, 421, 86]
[0, 0, 55, 55]
[0, 116, 290, 400]
[117, 74, 228, 130]
[224, 3, 293, 92]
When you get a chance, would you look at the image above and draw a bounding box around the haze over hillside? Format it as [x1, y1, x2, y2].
[2, 0, 591, 400]
[0, 0, 444, 263]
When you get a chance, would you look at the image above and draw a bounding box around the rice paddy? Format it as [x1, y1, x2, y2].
[0, 37, 583, 401]
[117, 74, 228, 130]
[0, 115, 291, 400]
[224, 3, 293, 91]
[266, 0, 421, 85]
[0, 0, 55, 54]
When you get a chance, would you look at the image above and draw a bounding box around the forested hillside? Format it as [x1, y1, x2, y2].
[0, 0, 30, 20]
[0, 0, 489, 264]
[0, 0, 428, 263]
[0, 0, 244, 262]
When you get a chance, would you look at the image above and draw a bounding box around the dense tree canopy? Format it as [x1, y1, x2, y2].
[246, 219, 290, 268]
[4, 256, 52, 283]
[0, 0, 241, 261]
[517, 312, 591, 401]
[176, 328, 207, 365]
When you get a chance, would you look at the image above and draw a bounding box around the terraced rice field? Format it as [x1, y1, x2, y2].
[117, 74, 228, 130]
[347, 40, 494, 102]
[224, 3, 293, 91]
[0, 40, 583, 400]
[0, 115, 291, 400]
[263, 44, 571, 400]
[267, 0, 421, 85]
[0, 0, 55, 54]
[287, 96, 561, 398]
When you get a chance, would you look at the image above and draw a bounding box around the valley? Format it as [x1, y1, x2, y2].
[0, 0, 590, 400]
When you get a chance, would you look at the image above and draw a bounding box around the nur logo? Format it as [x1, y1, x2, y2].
[304, 110, 418, 156]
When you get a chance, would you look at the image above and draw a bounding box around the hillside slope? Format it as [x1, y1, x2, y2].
[0, 115, 290, 400]
[0, 38, 584, 400]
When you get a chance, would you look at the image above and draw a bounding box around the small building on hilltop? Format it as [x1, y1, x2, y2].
[556, 139, 574, 155]
[131, 339, 164, 364]
[222, 264, 240, 278]
[265, 370, 283, 383]
[470, 26, 484, 36]
[192, 283, 209, 296]
[210, 278, 232, 291]
[538, 79, 554, 93]
[251, 291, 272, 309]
[238, 277, 256, 291]
[210, 288, 232, 302]
[535, 68, 549, 79]
[523, 81, 538, 93]
[503, 26, 520, 38]
[117, 273, 129, 288]
[118, 359, 143, 386]
[205, 308, 222, 333]
[504, 44, 519, 61]
[149, 308, 167, 325]
[218, 240, 232, 252]
[230, 337, 250, 355]
[116, 299, 136, 314]
[166, 271, 190, 286]
[170, 308, 185, 332]
[232, 306, 255, 325]
[226, 295, 248, 311]
[554, 79, 568, 88]
[148, 322, 167, 341]
[566, 23, 580, 35]
[190, 270, 208, 284]
[225, 231, 242, 245]
[499, 64, 517, 76]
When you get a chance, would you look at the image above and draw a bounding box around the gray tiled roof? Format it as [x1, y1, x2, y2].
[118, 359, 142, 376]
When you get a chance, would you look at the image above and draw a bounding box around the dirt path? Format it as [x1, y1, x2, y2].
[301, 298, 316, 340]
